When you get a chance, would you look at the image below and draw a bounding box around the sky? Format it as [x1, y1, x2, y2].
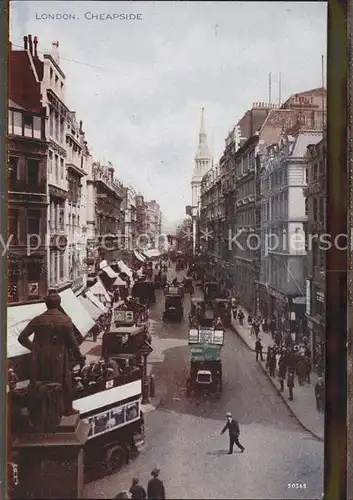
[10, 1, 327, 231]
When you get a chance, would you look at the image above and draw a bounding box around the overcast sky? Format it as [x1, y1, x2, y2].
[10, 1, 327, 230]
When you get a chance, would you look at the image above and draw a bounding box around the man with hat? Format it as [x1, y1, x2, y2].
[221, 412, 245, 454]
[129, 477, 146, 499]
[147, 468, 165, 499]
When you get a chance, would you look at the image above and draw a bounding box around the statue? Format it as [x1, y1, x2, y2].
[18, 293, 86, 429]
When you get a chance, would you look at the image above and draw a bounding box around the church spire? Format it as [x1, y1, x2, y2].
[196, 106, 211, 158]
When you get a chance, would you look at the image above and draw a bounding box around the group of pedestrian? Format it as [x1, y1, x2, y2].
[115, 469, 165, 499]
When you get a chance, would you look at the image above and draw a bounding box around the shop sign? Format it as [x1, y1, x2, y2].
[306, 279, 311, 315]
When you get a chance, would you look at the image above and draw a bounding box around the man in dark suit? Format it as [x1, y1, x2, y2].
[221, 412, 245, 454]
[147, 468, 165, 499]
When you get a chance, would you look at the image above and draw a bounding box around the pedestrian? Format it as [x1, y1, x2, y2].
[238, 310, 244, 325]
[274, 330, 282, 347]
[147, 468, 165, 500]
[220, 412, 245, 454]
[287, 367, 295, 401]
[315, 377, 325, 412]
[255, 338, 264, 362]
[296, 353, 306, 386]
[129, 477, 146, 500]
[248, 313, 253, 325]
[268, 348, 276, 377]
[278, 352, 287, 392]
[304, 355, 311, 384]
[253, 321, 260, 338]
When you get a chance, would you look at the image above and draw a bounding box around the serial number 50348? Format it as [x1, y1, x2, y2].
[288, 483, 307, 489]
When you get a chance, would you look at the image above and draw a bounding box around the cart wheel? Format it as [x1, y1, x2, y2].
[105, 448, 126, 475]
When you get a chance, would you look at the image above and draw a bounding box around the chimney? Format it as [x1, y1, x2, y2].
[33, 36, 38, 57]
[28, 35, 33, 55]
[79, 120, 83, 133]
[23, 36, 28, 50]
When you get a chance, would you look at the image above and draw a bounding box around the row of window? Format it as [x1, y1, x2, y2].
[50, 250, 65, 284]
[48, 150, 65, 182]
[8, 156, 42, 189]
[8, 110, 42, 140]
[9, 209, 41, 242]
[261, 166, 288, 194]
[236, 178, 255, 200]
[8, 261, 42, 303]
[261, 191, 289, 221]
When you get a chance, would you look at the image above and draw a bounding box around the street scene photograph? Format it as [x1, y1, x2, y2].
[7, 1, 327, 499]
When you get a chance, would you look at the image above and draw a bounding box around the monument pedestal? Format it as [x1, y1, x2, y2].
[14, 413, 90, 499]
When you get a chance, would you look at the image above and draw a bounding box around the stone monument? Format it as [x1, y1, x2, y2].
[11, 293, 90, 498]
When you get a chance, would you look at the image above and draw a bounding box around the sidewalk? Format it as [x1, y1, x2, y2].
[231, 306, 324, 441]
[80, 329, 162, 414]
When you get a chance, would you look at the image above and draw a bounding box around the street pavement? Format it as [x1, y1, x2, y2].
[83, 267, 324, 499]
[231, 305, 324, 441]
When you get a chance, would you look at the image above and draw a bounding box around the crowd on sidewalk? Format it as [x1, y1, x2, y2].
[230, 303, 325, 440]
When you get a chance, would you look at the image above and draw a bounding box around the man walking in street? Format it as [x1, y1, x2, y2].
[147, 468, 165, 499]
[221, 412, 245, 454]
[129, 477, 146, 499]
[255, 338, 264, 362]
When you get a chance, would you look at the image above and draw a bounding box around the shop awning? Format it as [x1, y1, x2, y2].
[117, 260, 133, 278]
[143, 249, 161, 258]
[85, 290, 108, 313]
[78, 295, 103, 321]
[114, 276, 128, 286]
[99, 259, 118, 279]
[89, 278, 112, 305]
[7, 302, 47, 358]
[134, 250, 145, 262]
[59, 288, 95, 337]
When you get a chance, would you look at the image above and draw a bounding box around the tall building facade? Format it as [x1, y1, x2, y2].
[145, 200, 162, 247]
[304, 138, 326, 372]
[7, 99, 48, 304]
[258, 130, 323, 338]
[122, 186, 137, 251]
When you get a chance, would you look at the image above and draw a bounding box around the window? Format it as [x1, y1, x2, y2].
[27, 260, 41, 283]
[27, 209, 41, 235]
[50, 67, 53, 80]
[8, 110, 13, 134]
[55, 112, 59, 141]
[49, 151, 53, 174]
[60, 158, 64, 179]
[27, 159, 39, 186]
[313, 198, 318, 222]
[305, 198, 308, 217]
[13, 112, 22, 135]
[8, 156, 19, 185]
[8, 262, 18, 303]
[55, 155, 59, 182]
[23, 114, 34, 137]
[59, 252, 64, 279]
[318, 197, 325, 223]
[8, 209, 19, 244]
[313, 163, 318, 181]
[305, 167, 308, 184]
[49, 109, 54, 137]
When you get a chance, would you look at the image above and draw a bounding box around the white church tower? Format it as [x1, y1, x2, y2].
[191, 107, 212, 207]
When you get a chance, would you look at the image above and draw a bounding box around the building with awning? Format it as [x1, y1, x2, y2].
[7, 302, 47, 358]
[117, 260, 133, 279]
[114, 276, 128, 287]
[99, 259, 119, 279]
[89, 277, 112, 306]
[85, 290, 108, 313]
[78, 295, 104, 321]
[59, 288, 95, 340]
[143, 248, 161, 259]
[133, 250, 145, 262]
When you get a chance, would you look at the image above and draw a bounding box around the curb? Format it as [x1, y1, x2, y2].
[230, 322, 324, 442]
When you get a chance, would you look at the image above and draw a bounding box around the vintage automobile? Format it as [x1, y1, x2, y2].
[163, 294, 183, 322]
[132, 280, 156, 305]
[154, 272, 167, 289]
[164, 283, 184, 299]
[203, 281, 219, 301]
[214, 298, 231, 327]
[183, 276, 194, 294]
[102, 324, 150, 360]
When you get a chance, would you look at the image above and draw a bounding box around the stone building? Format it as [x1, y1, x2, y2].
[258, 130, 323, 338]
[303, 138, 326, 371]
[145, 200, 162, 247]
[122, 186, 137, 251]
[90, 161, 125, 266]
[135, 194, 147, 241]
[65, 112, 89, 294]
[7, 99, 48, 305]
